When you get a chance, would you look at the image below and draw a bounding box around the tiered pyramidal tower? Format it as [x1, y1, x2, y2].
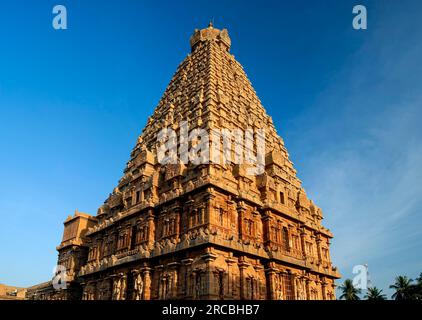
[47, 24, 340, 301]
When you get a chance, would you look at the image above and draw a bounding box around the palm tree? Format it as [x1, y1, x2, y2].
[365, 287, 387, 300]
[389, 276, 412, 300]
[339, 279, 361, 300]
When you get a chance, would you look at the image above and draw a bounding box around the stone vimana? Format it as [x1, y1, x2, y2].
[27, 23, 340, 300]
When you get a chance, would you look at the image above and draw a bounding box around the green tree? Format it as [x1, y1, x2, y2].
[365, 287, 387, 300]
[410, 272, 422, 300]
[389, 276, 413, 300]
[339, 279, 361, 300]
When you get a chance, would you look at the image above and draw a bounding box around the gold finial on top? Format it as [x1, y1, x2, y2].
[208, 20, 214, 29]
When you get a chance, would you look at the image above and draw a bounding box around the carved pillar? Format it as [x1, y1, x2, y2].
[331, 283, 337, 300]
[199, 206, 205, 225]
[181, 258, 193, 298]
[205, 187, 216, 225]
[185, 199, 194, 229]
[111, 230, 118, 254]
[155, 265, 163, 299]
[262, 210, 272, 245]
[310, 233, 317, 260]
[254, 264, 264, 300]
[120, 273, 127, 300]
[326, 239, 332, 263]
[202, 250, 218, 299]
[252, 209, 260, 240]
[316, 280, 322, 300]
[316, 234, 323, 264]
[146, 209, 155, 246]
[237, 201, 247, 241]
[321, 280, 327, 300]
[225, 257, 236, 299]
[192, 270, 200, 299]
[300, 226, 307, 258]
[238, 257, 248, 300]
[168, 262, 180, 298]
[265, 263, 277, 300]
[174, 207, 181, 237]
[143, 267, 152, 300]
[213, 269, 221, 299]
[305, 278, 311, 300]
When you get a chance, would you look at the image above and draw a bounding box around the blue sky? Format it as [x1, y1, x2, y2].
[0, 0, 421, 298]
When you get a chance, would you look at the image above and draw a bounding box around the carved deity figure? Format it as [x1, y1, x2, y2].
[297, 279, 306, 300]
[112, 277, 121, 300]
[275, 274, 283, 300]
[68, 255, 75, 273]
[134, 272, 144, 300]
[119, 275, 127, 300]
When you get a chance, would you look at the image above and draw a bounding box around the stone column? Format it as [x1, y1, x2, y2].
[181, 258, 193, 298]
[146, 209, 155, 246]
[326, 239, 332, 263]
[237, 201, 247, 241]
[185, 199, 194, 229]
[225, 257, 236, 299]
[262, 211, 272, 245]
[213, 270, 220, 298]
[168, 262, 180, 298]
[174, 207, 181, 238]
[252, 209, 260, 239]
[316, 280, 322, 300]
[238, 257, 248, 300]
[321, 280, 327, 300]
[254, 264, 264, 300]
[265, 263, 277, 300]
[305, 278, 311, 300]
[316, 234, 322, 263]
[204, 187, 216, 225]
[120, 273, 127, 300]
[155, 265, 163, 299]
[300, 226, 306, 258]
[143, 267, 152, 300]
[202, 250, 218, 299]
[310, 233, 317, 260]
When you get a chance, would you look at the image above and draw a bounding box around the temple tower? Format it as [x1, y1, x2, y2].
[48, 23, 340, 300]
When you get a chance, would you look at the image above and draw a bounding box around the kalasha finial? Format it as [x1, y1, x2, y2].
[190, 21, 231, 51]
